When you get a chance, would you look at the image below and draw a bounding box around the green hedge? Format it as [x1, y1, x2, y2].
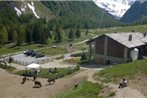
[15, 65, 80, 79]
[0, 64, 16, 72]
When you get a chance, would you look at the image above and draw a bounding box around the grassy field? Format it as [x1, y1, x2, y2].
[0, 44, 46, 55]
[96, 59, 147, 83]
[89, 24, 147, 35]
[36, 47, 67, 56]
[55, 81, 104, 98]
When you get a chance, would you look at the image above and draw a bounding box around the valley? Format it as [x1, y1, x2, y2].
[0, 1, 147, 98]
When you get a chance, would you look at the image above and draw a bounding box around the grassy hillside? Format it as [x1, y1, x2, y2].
[34, 1, 55, 20]
[96, 59, 147, 83]
[89, 24, 147, 35]
[55, 81, 104, 98]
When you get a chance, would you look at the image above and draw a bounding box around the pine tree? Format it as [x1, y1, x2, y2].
[16, 25, 24, 46]
[54, 27, 62, 43]
[68, 29, 74, 41]
[26, 29, 33, 44]
[80, 52, 87, 61]
[0, 27, 8, 45]
[85, 29, 89, 35]
[33, 24, 40, 43]
[75, 28, 81, 38]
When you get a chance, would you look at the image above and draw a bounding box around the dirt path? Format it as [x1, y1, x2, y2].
[0, 68, 88, 98]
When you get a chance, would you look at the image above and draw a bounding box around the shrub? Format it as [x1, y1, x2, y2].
[80, 52, 87, 61]
[75, 65, 80, 71]
[0, 64, 16, 72]
[0, 64, 7, 69]
[15, 67, 79, 79]
[79, 60, 89, 65]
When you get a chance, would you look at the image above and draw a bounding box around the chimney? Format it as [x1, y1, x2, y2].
[143, 33, 147, 37]
[129, 34, 132, 41]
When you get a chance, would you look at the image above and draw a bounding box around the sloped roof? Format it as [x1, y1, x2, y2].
[106, 32, 147, 48]
[88, 32, 147, 48]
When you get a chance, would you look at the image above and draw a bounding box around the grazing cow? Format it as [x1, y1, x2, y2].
[47, 78, 55, 84]
[21, 76, 26, 84]
[34, 81, 42, 88]
[33, 76, 37, 81]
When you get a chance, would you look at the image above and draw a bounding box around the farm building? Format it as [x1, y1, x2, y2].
[87, 32, 147, 65]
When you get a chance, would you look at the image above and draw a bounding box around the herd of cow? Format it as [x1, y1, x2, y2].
[21, 76, 55, 88]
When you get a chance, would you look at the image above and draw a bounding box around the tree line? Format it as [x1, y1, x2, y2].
[0, 13, 83, 46]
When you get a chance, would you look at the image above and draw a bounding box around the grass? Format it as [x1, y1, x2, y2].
[96, 59, 147, 83]
[55, 81, 104, 98]
[15, 66, 80, 79]
[0, 44, 46, 55]
[89, 24, 147, 35]
[36, 47, 68, 56]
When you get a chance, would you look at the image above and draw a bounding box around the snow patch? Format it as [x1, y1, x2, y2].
[14, 7, 22, 16]
[20, 5, 27, 12]
[27, 2, 40, 19]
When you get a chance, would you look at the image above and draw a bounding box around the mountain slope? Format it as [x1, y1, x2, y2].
[120, 1, 147, 23]
[41, 1, 121, 28]
[93, 0, 135, 18]
[0, 1, 121, 29]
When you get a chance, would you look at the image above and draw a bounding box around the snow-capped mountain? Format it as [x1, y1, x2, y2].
[93, 0, 136, 18]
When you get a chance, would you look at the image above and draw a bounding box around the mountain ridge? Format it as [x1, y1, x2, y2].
[120, 1, 147, 23]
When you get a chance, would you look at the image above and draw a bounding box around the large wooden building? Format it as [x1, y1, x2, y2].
[87, 32, 147, 65]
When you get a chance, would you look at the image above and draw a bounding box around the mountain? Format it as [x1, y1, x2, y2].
[120, 1, 147, 23]
[93, 0, 135, 19]
[41, 1, 121, 28]
[0, 1, 121, 29]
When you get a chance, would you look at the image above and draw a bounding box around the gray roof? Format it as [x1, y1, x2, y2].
[105, 32, 147, 48]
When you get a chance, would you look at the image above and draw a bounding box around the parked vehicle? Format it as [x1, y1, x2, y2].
[24, 50, 34, 56]
[31, 52, 37, 57]
[36, 53, 45, 58]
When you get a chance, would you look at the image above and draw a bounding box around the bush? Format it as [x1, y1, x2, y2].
[0, 64, 16, 72]
[0, 64, 7, 69]
[75, 65, 80, 71]
[80, 52, 87, 61]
